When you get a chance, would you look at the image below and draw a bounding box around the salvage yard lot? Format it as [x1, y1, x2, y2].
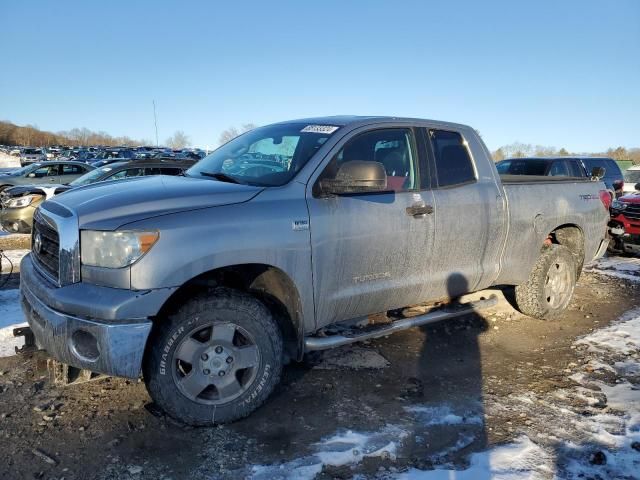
[0, 243, 639, 479]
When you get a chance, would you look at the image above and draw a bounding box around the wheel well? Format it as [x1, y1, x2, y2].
[548, 225, 585, 276]
[156, 264, 304, 363]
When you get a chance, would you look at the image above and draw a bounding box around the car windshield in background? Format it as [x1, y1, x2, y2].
[496, 159, 550, 176]
[22, 148, 42, 155]
[187, 123, 339, 186]
[12, 163, 42, 175]
[69, 167, 112, 186]
[624, 170, 640, 183]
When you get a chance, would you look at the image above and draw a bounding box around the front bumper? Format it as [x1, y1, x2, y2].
[20, 254, 176, 378]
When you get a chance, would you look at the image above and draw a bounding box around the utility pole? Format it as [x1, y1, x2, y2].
[153, 100, 159, 147]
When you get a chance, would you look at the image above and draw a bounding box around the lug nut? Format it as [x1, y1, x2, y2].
[215, 346, 223, 354]
[203, 369, 211, 375]
[218, 371, 226, 377]
[226, 357, 233, 364]
[201, 353, 209, 361]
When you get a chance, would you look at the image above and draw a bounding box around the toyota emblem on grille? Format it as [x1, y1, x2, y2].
[34, 232, 42, 254]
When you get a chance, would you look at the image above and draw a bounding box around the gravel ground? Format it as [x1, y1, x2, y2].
[0, 256, 639, 479]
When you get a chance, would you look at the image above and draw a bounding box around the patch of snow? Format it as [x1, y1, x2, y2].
[404, 405, 483, 426]
[394, 436, 552, 480]
[0, 289, 26, 357]
[0, 152, 20, 169]
[1, 249, 30, 273]
[585, 255, 640, 282]
[249, 426, 405, 480]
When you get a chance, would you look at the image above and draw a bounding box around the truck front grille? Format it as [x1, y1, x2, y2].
[32, 216, 60, 282]
[623, 204, 640, 221]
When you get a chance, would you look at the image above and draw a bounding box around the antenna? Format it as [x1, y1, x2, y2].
[152, 100, 159, 147]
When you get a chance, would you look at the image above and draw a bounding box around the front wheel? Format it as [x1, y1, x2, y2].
[143, 288, 283, 426]
[515, 244, 577, 320]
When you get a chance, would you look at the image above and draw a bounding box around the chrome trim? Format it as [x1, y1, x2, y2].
[35, 202, 80, 287]
[304, 295, 497, 351]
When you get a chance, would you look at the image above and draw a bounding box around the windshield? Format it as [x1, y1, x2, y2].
[187, 123, 339, 186]
[11, 163, 42, 175]
[624, 170, 640, 183]
[70, 167, 112, 186]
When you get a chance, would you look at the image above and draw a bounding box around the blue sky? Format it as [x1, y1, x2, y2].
[1, 0, 638, 151]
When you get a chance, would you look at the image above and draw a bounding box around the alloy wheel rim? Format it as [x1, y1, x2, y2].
[544, 260, 573, 310]
[172, 323, 260, 405]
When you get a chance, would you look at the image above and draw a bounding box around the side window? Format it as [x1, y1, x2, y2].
[107, 168, 144, 181]
[60, 164, 84, 175]
[548, 161, 569, 177]
[429, 130, 475, 187]
[496, 161, 511, 174]
[145, 167, 162, 175]
[320, 128, 417, 192]
[31, 165, 58, 177]
[567, 160, 584, 177]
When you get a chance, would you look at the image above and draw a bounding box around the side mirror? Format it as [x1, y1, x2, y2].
[591, 166, 605, 179]
[319, 161, 387, 195]
[28, 173, 36, 178]
[635, 183, 640, 191]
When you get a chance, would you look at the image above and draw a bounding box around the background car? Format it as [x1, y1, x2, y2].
[0, 161, 94, 192]
[622, 165, 640, 193]
[19, 148, 46, 166]
[496, 156, 624, 194]
[0, 159, 193, 233]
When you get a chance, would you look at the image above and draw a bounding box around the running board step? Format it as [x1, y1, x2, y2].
[304, 294, 498, 351]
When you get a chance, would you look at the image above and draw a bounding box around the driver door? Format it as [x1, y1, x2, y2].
[306, 127, 436, 327]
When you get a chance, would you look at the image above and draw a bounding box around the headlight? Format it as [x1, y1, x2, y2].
[611, 200, 628, 211]
[80, 230, 159, 268]
[6, 195, 36, 208]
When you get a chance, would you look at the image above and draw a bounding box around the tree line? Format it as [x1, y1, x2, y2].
[492, 142, 640, 164]
[3, 120, 638, 163]
[0, 120, 191, 149]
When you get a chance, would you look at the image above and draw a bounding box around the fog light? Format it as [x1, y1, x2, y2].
[11, 222, 19, 232]
[70, 330, 99, 361]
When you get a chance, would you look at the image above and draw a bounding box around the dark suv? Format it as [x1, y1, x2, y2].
[496, 156, 624, 194]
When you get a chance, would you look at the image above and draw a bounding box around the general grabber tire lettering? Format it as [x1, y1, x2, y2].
[514, 244, 577, 320]
[143, 288, 283, 426]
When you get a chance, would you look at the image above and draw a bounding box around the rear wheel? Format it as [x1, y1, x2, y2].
[143, 288, 283, 426]
[515, 244, 577, 320]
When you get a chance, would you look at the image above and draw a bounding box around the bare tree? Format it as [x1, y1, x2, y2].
[218, 123, 257, 145]
[492, 148, 505, 162]
[166, 130, 190, 149]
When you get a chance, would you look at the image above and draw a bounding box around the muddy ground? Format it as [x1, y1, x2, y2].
[0, 256, 638, 479]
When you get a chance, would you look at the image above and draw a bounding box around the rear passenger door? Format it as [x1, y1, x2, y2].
[423, 129, 504, 297]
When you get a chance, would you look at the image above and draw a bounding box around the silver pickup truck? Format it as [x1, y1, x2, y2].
[20, 116, 610, 425]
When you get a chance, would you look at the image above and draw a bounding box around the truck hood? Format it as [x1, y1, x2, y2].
[47, 175, 264, 230]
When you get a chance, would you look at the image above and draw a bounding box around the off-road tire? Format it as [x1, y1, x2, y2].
[515, 244, 577, 320]
[143, 288, 283, 426]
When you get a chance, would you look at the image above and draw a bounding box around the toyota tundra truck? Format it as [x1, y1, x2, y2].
[20, 116, 611, 425]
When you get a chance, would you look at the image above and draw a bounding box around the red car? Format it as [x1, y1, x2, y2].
[609, 189, 640, 254]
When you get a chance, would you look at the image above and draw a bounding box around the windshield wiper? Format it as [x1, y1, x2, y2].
[199, 171, 244, 184]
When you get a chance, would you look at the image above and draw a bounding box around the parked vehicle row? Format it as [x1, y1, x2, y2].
[0, 145, 206, 167]
[0, 159, 193, 233]
[17, 116, 611, 425]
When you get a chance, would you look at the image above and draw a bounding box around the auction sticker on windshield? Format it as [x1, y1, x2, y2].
[301, 125, 339, 134]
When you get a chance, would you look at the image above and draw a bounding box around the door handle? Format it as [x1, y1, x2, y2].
[406, 204, 434, 217]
